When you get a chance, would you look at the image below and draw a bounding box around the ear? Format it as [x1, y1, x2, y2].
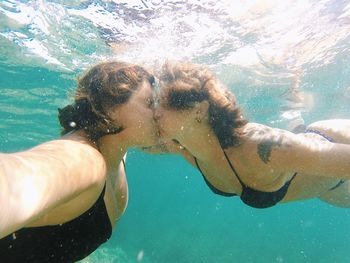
[194, 100, 209, 119]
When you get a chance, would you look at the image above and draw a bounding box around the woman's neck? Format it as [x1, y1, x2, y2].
[96, 132, 130, 192]
[175, 123, 224, 161]
[97, 133, 129, 169]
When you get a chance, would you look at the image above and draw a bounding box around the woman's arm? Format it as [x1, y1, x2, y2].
[0, 135, 106, 238]
[113, 154, 128, 222]
[262, 131, 350, 179]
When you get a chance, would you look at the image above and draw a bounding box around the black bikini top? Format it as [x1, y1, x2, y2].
[0, 184, 112, 263]
[194, 150, 297, 209]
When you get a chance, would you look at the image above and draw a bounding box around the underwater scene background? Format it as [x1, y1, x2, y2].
[1, 1, 350, 262]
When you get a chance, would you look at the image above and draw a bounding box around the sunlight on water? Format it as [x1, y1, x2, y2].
[1, 0, 349, 72]
[1, 0, 349, 143]
[1, 0, 349, 129]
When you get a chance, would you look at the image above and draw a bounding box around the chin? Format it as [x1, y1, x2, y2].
[157, 129, 171, 139]
[140, 135, 158, 147]
[140, 143, 169, 154]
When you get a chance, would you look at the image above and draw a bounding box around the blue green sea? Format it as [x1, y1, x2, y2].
[1, 1, 350, 262]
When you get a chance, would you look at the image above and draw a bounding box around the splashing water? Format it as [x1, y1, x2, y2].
[1, 1, 349, 71]
[1, 0, 350, 133]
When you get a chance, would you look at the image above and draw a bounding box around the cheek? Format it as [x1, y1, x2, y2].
[138, 104, 152, 116]
[142, 109, 156, 126]
[163, 114, 177, 130]
[158, 112, 169, 125]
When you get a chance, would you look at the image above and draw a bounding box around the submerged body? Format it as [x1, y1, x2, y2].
[189, 120, 350, 208]
[0, 61, 157, 262]
[0, 132, 122, 262]
[155, 62, 350, 209]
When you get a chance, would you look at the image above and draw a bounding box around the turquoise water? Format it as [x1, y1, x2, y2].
[1, 1, 350, 262]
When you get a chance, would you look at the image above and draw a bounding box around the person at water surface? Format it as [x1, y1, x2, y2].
[0, 61, 158, 262]
[154, 62, 350, 209]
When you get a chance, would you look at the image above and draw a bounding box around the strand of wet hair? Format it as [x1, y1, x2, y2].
[203, 78, 247, 148]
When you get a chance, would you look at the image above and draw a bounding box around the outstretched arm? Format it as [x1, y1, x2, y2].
[0, 133, 106, 238]
[256, 129, 350, 180]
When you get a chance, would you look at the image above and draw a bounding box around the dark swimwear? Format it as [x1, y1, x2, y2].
[0, 185, 112, 263]
[195, 151, 297, 209]
[195, 129, 346, 208]
[304, 128, 334, 142]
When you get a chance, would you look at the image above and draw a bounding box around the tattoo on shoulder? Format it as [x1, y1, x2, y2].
[257, 141, 280, 163]
[257, 131, 291, 164]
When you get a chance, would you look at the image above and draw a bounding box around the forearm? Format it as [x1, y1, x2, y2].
[319, 143, 350, 179]
[278, 139, 350, 180]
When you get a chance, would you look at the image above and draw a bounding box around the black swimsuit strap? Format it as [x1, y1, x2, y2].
[304, 129, 334, 142]
[222, 149, 245, 187]
[222, 149, 297, 189]
[194, 156, 237, 197]
[121, 158, 126, 169]
[329, 179, 346, 191]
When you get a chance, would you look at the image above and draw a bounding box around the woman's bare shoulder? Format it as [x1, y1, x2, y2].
[242, 123, 295, 144]
[237, 121, 350, 180]
[240, 123, 298, 164]
[27, 132, 101, 159]
[6, 132, 106, 180]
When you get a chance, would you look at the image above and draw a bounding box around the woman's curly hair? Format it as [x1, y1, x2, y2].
[160, 62, 247, 148]
[58, 61, 154, 141]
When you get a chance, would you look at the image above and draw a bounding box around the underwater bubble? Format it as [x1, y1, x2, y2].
[136, 249, 144, 262]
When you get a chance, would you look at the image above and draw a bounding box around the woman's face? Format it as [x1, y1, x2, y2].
[109, 80, 159, 147]
[153, 91, 195, 140]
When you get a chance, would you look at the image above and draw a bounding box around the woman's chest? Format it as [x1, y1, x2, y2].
[103, 166, 128, 227]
